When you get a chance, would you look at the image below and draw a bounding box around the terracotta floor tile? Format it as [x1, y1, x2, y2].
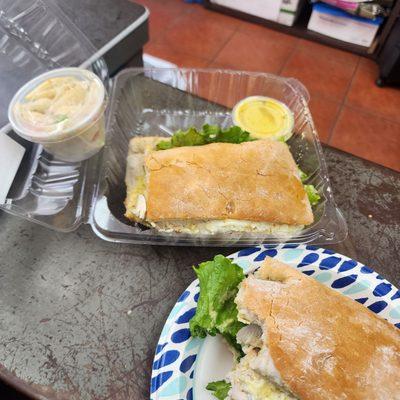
[237, 20, 298, 48]
[144, 43, 210, 67]
[186, 4, 242, 31]
[281, 47, 358, 102]
[298, 39, 360, 66]
[134, 0, 188, 15]
[213, 30, 298, 74]
[156, 11, 236, 60]
[308, 95, 341, 143]
[134, 0, 188, 41]
[346, 58, 400, 124]
[207, 61, 230, 69]
[330, 106, 400, 171]
[134, 0, 398, 171]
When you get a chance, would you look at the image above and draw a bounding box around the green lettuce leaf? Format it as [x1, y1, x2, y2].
[206, 380, 231, 400]
[212, 125, 252, 143]
[156, 140, 174, 150]
[156, 125, 252, 150]
[189, 255, 245, 353]
[201, 123, 221, 138]
[298, 167, 308, 183]
[172, 127, 208, 147]
[304, 184, 321, 206]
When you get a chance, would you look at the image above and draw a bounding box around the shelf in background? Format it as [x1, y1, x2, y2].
[204, 1, 376, 58]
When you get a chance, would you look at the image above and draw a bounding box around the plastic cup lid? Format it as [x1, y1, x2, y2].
[8, 67, 106, 143]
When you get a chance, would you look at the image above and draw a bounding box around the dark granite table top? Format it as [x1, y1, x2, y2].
[56, 0, 146, 53]
[0, 145, 399, 400]
[56, 0, 148, 73]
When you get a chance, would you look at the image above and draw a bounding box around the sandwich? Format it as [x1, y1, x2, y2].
[189, 255, 400, 400]
[124, 125, 319, 235]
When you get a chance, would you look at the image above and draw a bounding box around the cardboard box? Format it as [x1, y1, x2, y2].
[210, 0, 304, 26]
[307, 3, 383, 47]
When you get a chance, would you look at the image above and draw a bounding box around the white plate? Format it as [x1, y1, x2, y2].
[150, 244, 400, 400]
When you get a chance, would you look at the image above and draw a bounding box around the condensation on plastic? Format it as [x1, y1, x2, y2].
[0, 0, 108, 231]
[90, 68, 348, 246]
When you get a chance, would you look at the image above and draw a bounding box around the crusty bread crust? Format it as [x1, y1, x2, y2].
[145, 139, 313, 225]
[236, 258, 400, 400]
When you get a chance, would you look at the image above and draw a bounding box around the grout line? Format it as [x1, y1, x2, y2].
[326, 103, 344, 146]
[207, 15, 243, 65]
[342, 56, 362, 104]
[326, 56, 362, 144]
[146, 0, 198, 45]
[278, 38, 300, 76]
[149, 5, 240, 65]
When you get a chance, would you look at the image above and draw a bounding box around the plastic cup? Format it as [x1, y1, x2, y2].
[232, 95, 294, 141]
[8, 68, 107, 162]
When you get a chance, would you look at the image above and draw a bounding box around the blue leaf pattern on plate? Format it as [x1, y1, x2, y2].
[373, 282, 392, 297]
[282, 244, 299, 249]
[368, 301, 388, 313]
[298, 253, 319, 268]
[360, 266, 373, 274]
[178, 291, 190, 302]
[319, 256, 341, 270]
[151, 371, 173, 393]
[391, 290, 400, 300]
[338, 260, 357, 272]
[180, 355, 196, 373]
[254, 249, 277, 261]
[153, 350, 180, 370]
[238, 247, 260, 257]
[322, 249, 335, 255]
[176, 308, 196, 324]
[331, 274, 357, 289]
[155, 343, 167, 355]
[171, 329, 191, 344]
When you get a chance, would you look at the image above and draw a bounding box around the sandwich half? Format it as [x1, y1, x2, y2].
[124, 136, 314, 235]
[189, 256, 400, 400]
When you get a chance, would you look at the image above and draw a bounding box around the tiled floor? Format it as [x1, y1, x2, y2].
[136, 0, 400, 171]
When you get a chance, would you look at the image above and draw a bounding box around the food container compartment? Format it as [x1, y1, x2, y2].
[90, 68, 348, 246]
[0, 0, 108, 231]
[3, 66, 347, 245]
[0, 1, 346, 245]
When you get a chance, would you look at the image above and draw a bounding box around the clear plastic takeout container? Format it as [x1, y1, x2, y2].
[8, 68, 108, 162]
[0, 0, 108, 128]
[2, 67, 348, 246]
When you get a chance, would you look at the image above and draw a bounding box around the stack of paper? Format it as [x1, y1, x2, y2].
[308, 3, 383, 47]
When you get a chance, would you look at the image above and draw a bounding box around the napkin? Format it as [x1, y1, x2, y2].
[0, 131, 25, 204]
